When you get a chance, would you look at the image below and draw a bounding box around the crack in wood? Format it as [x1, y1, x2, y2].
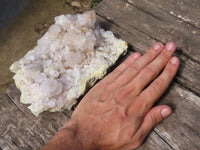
[124, 0, 162, 21]
[161, 114, 200, 150]
[153, 129, 175, 150]
[168, 9, 200, 31]
[5, 93, 29, 118]
[96, 12, 138, 38]
[96, 13, 159, 52]
[175, 77, 200, 97]
[125, 0, 200, 31]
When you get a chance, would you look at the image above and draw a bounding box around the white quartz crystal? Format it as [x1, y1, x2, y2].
[10, 11, 127, 116]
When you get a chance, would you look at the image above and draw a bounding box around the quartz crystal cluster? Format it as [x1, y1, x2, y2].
[10, 11, 127, 116]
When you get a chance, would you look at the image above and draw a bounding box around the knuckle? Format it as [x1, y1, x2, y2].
[149, 113, 160, 127]
[144, 65, 157, 76]
[127, 99, 149, 116]
[114, 93, 121, 103]
[147, 51, 155, 58]
[136, 100, 149, 115]
[99, 85, 113, 101]
[130, 63, 140, 72]
[146, 49, 156, 60]
[153, 78, 167, 90]
[167, 66, 177, 77]
[117, 110, 127, 121]
[128, 83, 137, 92]
[117, 57, 132, 72]
[114, 89, 126, 103]
[113, 67, 123, 75]
[160, 50, 169, 60]
[114, 85, 134, 103]
[113, 59, 130, 74]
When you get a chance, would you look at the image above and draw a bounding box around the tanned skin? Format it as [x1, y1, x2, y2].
[41, 42, 180, 150]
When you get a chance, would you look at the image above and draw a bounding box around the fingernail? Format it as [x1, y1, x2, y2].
[132, 53, 140, 59]
[153, 42, 163, 50]
[166, 42, 175, 51]
[170, 57, 179, 65]
[161, 108, 171, 118]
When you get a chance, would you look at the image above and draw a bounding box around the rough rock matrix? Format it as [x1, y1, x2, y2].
[10, 11, 127, 116]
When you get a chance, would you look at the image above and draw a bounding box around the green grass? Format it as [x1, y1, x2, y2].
[90, 0, 102, 8]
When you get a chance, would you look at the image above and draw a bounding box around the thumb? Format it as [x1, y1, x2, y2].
[131, 105, 172, 145]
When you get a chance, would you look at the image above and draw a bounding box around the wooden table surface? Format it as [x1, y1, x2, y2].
[1, 0, 200, 149]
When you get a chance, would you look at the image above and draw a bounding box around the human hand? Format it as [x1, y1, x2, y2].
[42, 42, 180, 150]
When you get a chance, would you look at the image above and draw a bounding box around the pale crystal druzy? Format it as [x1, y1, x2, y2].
[10, 11, 127, 116]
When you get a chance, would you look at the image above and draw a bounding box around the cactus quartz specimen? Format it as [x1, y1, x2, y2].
[10, 11, 127, 116]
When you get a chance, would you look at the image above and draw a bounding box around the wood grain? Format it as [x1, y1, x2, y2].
[1, 0, 200, 149]
[95, 0, 200, 96]
[0, 86, 71, 150]
[138, 0, 200, 29]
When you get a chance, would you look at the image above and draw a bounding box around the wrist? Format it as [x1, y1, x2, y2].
[41, 119, 97, 150]
[62, 120, 97, 150]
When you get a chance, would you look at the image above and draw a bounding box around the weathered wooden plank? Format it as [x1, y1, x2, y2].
[0, 91, 71, 149]
[0, 94, 43, 149]
[96, 0, 200, 63]
[1, 1, 200, 149]
[134, 0, 200, 29]
[137, 131, 173, 150]
[96, 14, 200, 96]
[155, 84, 200, 150]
